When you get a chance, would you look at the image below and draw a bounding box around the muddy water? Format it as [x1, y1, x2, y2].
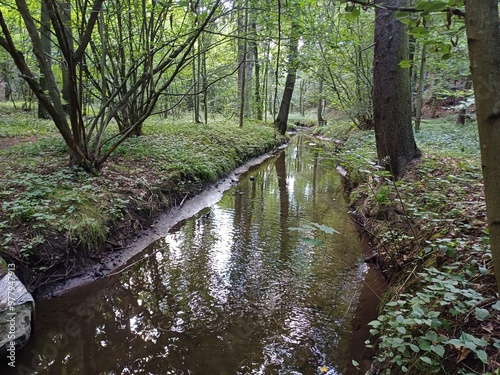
[3, 134, 384, 375]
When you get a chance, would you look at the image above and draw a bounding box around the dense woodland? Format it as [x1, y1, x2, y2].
[1, 0, 500, 373]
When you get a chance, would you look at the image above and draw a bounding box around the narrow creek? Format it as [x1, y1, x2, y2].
[4, 134, 385, 375]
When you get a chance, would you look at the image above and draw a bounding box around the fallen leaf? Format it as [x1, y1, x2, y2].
[320, 366, 329, 373]
[457, 347, 471, 363]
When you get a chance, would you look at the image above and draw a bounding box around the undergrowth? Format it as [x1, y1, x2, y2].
[323, 117, 499, 374]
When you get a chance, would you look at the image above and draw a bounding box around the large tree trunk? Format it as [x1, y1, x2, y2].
[373, 0, 420, 178]
[464, 0, 500, 292]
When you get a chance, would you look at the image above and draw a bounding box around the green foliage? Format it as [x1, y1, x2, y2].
[0, 103, 56, 138]
[335, 116, 498, 374]
[368, 268, 494, 374]
[415, 117, 480, 158]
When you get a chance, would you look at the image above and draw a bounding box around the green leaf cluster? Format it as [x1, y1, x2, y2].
[368, 267, 495, 373]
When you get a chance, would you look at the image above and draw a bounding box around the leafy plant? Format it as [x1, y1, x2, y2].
[367, 267, 497, 373]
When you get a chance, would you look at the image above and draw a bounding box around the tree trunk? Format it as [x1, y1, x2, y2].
[59, 0, 73, 116]
[38, 0, 51, 119]
[237, 0, 248, 126]
[373, 0, 420, 178]
[317, 78, 326, 126]
[456, 78, 472, 126]
[275, 22, 299, 136]
[414, 42, 427, 133]
[456, 107, 466, 125]
[299, 79, 305, 117]
[464, 0, 500, 292]
[193, 46, 202, 123]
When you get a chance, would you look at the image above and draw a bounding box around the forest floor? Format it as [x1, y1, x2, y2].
[316, 116, 500, 374]
[0, 106, 284, 296]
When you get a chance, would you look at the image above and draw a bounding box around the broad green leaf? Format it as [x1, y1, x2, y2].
[419, 356, 433, 365]
[493, 339, 500, 349]
[476, 349, 488, 364]
[462, 332, 488, 347]
[409, 343, 420, 353]
[475, 308, 490, 321]
[396, 326, 407, 334]
[431, 344, 445, 357]
[399, 60, 413, 69]
[311, 223, 340, 234]
[412, 305, 425, 318]
[417, 338, 431, 351]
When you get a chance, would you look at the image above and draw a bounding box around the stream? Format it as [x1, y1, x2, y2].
[3, 134, 385, 375]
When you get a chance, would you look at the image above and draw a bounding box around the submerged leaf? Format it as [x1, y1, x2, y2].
[300, 237, 323, 246]
[311, 223, 340, 235]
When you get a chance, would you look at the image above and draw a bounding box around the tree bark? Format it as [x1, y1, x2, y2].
[373, 0, 420, 178]
[464, 0, 500, 292]
[414, 42, 427, 133]
[275, 21, 299, 136]
[317, 78, 326, 126]
[237, 0, 248, 126]
[38, 0, 51, 119]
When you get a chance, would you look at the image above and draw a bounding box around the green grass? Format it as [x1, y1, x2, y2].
[415, 116, 480, 158]
[0, 102, 57, 138]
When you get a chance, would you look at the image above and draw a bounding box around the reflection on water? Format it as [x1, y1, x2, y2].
[3, 134, 368, 375]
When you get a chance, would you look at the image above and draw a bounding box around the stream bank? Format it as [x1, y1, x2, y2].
[328, 120, 500, 374]
[0, 121, 285, 295]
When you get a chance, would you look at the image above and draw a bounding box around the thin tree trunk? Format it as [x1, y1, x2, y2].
[238, 0, 248, 127]
[464, 0, 500, 292]
[203, 45, 208, 124]
[414, 42, 427, 133]
[299, 79, 304, 117]
[275, 21, 299, 135]
[456, 78, 472, 126]
[193, 47, 201, 123]
[263, 39, 270, 122]
[317, 78, 326, 126]
[38, 0, 51, 119]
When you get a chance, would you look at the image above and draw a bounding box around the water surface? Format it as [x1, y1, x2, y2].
[4, 134, 372, 375]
